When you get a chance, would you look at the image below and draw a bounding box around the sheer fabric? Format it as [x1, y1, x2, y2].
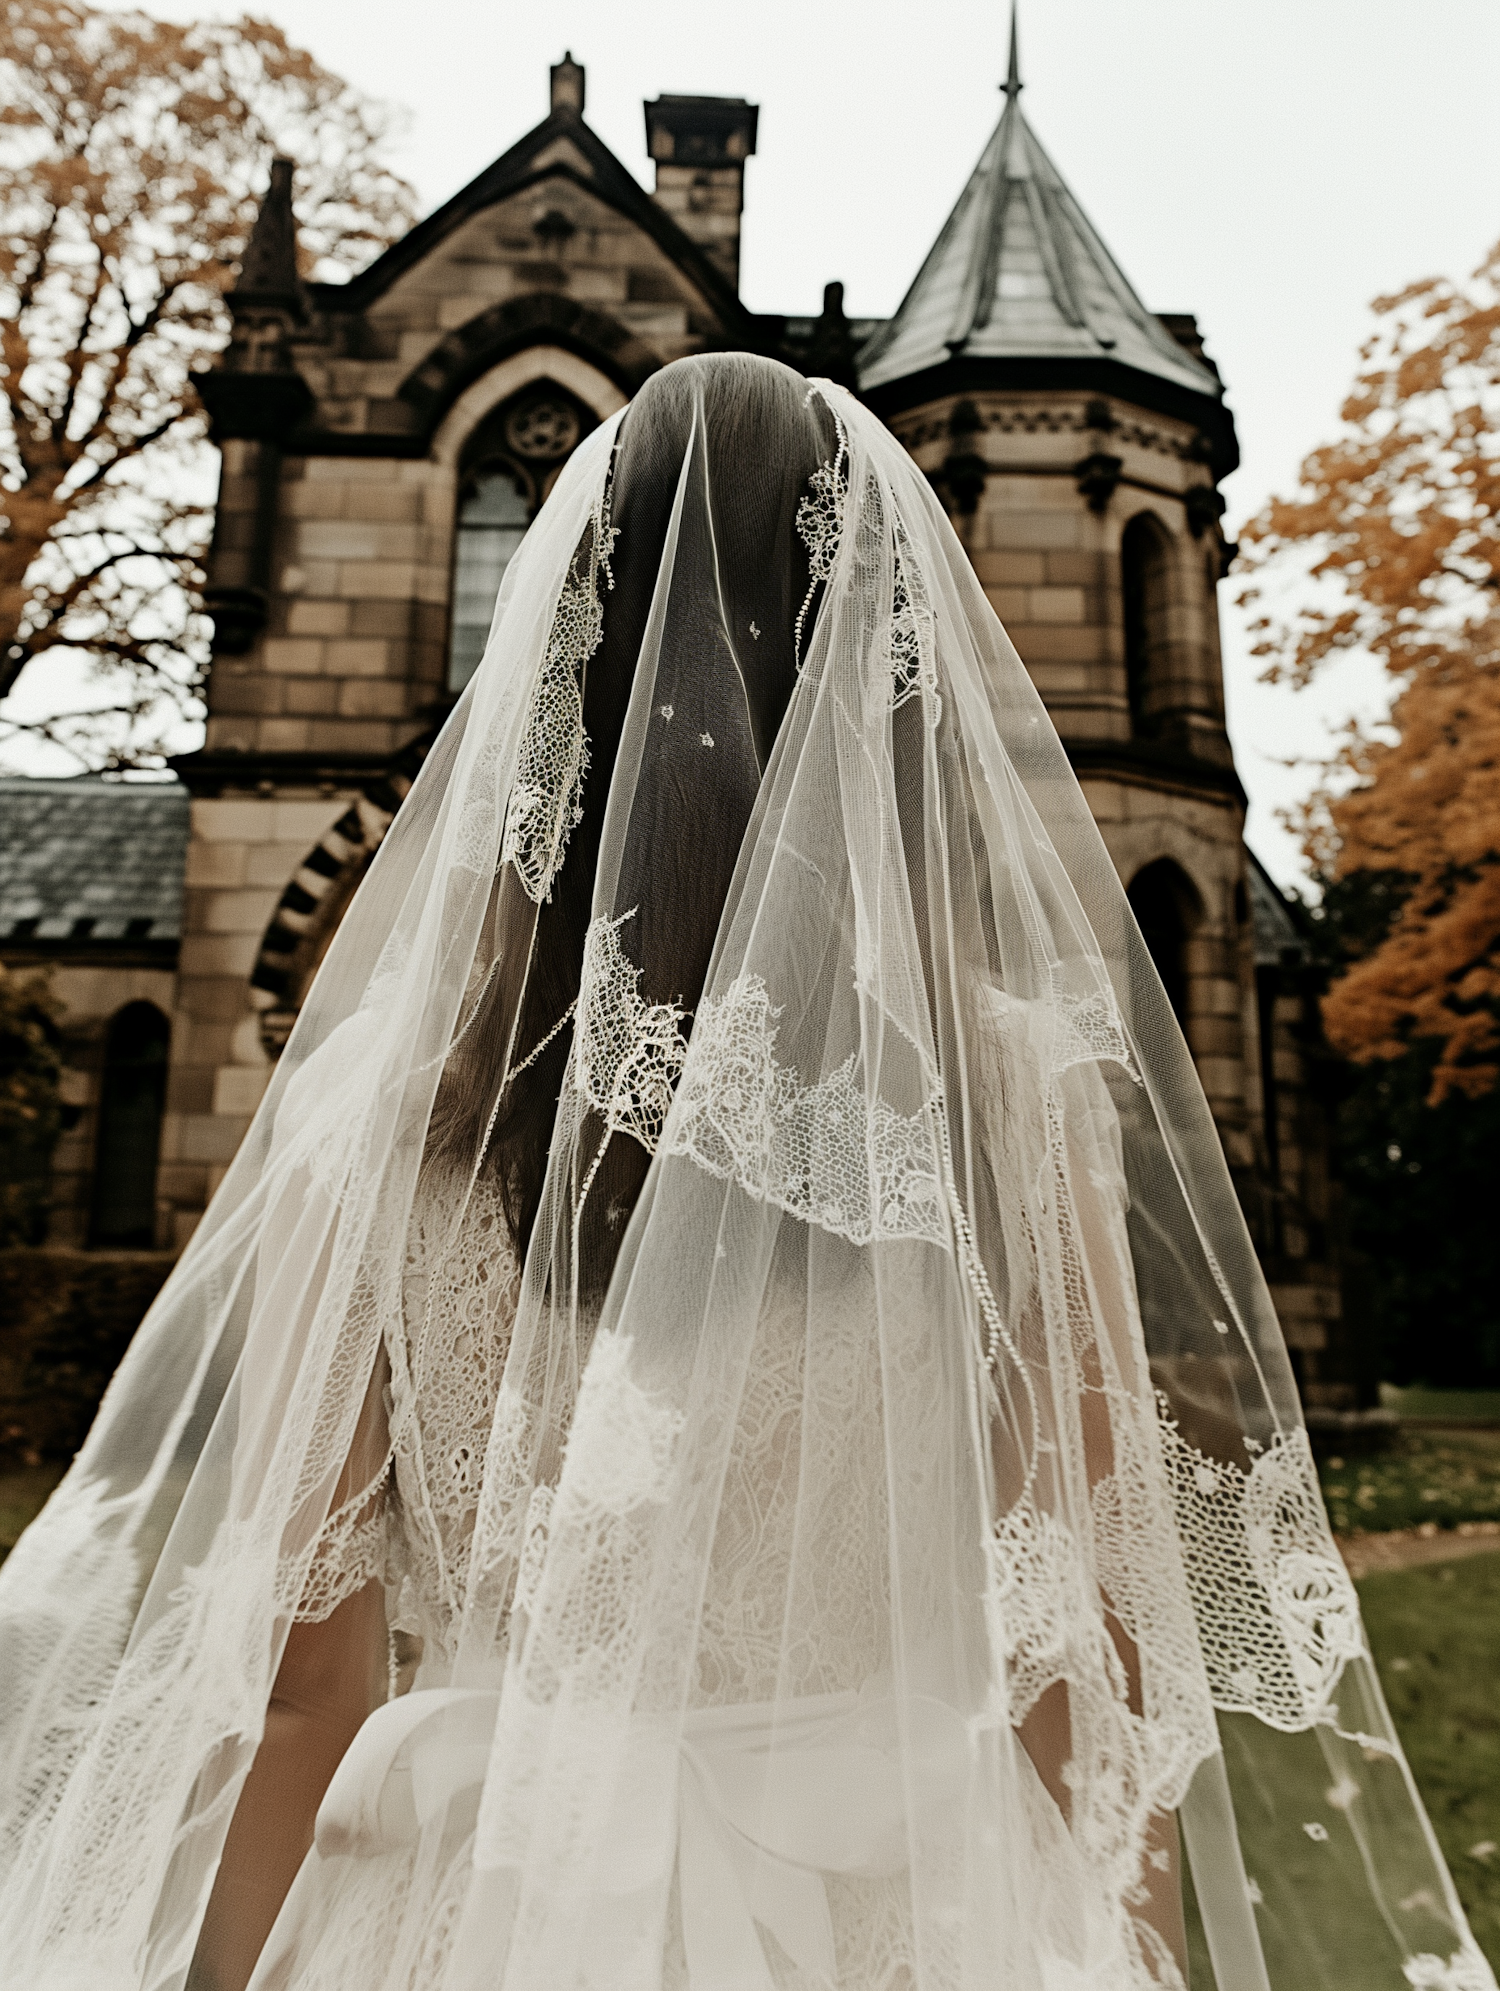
[0, 354, 1489, 1991]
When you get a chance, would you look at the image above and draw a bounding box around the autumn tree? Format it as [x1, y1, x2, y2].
[0, 962, 60, 1246]
[1238, 237, 1500, 1101]
[0, 1, 416, 769]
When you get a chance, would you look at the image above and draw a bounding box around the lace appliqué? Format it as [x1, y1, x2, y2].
[1156, 1401, 1364, 1731]
[574, 909, 690, 1157]
[1053, 988, 1139, 1078]
[385, 1173, 522, 1657]
[797, 385, 942, 721]
[982, 982, 1138, 1086]
[794, 404, 849, 665]
[294, 1490, 388, 1624]
[511, 1484, 555, 1619]
[984, 1497, 1082, 1727]
[890, 515, 938, 715]
[1404, 1950, 1496, 1991]
[501, 477, 617, 902]
[560, 1331, 684, 1518]
[663, 973, 947, 1249]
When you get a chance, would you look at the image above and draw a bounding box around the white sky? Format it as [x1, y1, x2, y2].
[53, 0, 1500, 881]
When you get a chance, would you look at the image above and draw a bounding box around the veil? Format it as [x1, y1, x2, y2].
[0, 354, 1489, 1991]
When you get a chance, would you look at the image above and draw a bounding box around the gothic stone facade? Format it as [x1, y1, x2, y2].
[4, 61, 1346, 1401]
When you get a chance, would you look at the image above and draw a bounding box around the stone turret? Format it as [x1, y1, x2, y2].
[857, 14, 1343, 1397]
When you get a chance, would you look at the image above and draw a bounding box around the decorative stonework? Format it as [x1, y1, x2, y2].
[891, 396, 1206, 459]
[248, 785, 408, 1057]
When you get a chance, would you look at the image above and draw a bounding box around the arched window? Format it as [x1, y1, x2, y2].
[445, 384, 596, 694]
[1127, 860, 1200, 1031]
[1120, 511, 1173, 738]
[90, 1002, 170, 1247]
[447, 461, 531, 693]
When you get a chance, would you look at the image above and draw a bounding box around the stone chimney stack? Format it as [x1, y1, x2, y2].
[644, 95, 758, 292]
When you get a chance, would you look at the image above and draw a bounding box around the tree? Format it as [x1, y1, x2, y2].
[1301, 875, 1500, 1388]
[0, 2, 417, 770]
[0, 962, 61, 1246]
[1334, 1030, 1500, 1387]
[1238, 238, 1500, 1100]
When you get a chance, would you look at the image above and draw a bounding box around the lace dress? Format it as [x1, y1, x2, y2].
[296, 1172, 521, 1682]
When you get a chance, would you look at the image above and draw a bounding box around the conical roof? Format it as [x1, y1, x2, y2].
[859, 42, 1219, 401]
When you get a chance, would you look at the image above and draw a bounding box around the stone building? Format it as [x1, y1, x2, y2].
[0, 50, 1349, 1403]
[0, 777, 186, 1248]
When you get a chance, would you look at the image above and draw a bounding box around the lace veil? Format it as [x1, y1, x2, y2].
[0, 355, 1488, 1991]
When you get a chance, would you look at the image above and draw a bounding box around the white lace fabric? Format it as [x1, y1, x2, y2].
[0, 360, 1486, 1991]
[663, 972, 946, 1248]
[500, 472, 616, 903]
[573, 911, 689, 1161]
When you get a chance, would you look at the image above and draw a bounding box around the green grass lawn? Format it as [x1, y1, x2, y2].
[1381, 1386, 1500, 1426]
[1359, 1550, 1500, 1970]
[1321, 1425, 1500, 1535]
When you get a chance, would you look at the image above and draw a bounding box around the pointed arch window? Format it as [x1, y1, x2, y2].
[1120, 511, 1173, 738]
[90, 1001, 170, 1248]
[447, 461, 531, 693]
[445, 384, 597, 695]
[1126, 859, 1201, 1033]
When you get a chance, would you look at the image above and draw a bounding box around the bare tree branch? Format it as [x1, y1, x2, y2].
[0, 2, 416, 769]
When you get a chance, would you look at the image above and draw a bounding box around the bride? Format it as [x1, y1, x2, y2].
[0, 354, 1489, 1991]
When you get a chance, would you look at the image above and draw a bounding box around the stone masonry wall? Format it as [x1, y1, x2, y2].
[206, 453, 454, 761]
[891, 391, 1228, 753]
[160, 792, 356, 1242]
[891, 388, 1254, 1162]
[290, 170, 716, 446]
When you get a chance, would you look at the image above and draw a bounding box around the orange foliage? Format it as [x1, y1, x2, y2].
[0, 2, 416, 766]
[1238, 241, 1500, 1098]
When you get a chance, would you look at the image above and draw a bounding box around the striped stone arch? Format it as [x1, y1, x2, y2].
[248, 777, 411, 1057]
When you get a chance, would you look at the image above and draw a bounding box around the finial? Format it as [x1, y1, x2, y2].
[1003, 4, 1022, 99]
[550, 51, 585, 116]
[235, 156, 301, 302]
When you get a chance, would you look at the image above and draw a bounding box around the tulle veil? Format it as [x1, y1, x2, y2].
[0, 354, 1489, 1991]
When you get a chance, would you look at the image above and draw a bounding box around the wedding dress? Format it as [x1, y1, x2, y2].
[0, 354, 1489, 1991]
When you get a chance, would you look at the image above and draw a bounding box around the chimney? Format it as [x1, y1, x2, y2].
[643, 95, 758, 292]
[550, 52, 585, 116]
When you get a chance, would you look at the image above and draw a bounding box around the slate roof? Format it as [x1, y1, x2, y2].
[0, 777, 188, 946]
[1247, 850, 1307, 969]
[858, 52, 1222, 402]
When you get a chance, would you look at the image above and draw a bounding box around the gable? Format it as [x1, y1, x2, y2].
[309, 106, 748, 337]
[368, 177, 723, 356]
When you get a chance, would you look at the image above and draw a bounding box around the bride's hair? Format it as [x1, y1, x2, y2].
[429, 356, 832, 1266]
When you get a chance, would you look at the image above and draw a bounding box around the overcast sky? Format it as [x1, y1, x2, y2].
[114, 0, 1500, 881]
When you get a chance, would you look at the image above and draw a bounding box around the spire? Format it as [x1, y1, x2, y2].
[858, 64, 1221, 401]
[235, 157, 301, 306]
